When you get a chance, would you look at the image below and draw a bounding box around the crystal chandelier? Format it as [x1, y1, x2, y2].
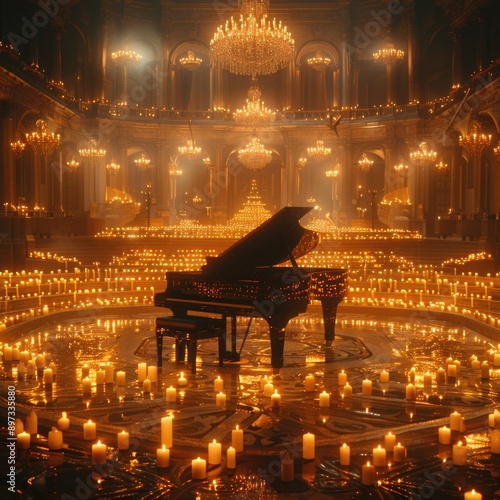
[435, 161, 448, 173]
[233, 77, 275, 127]
[373, 44, 405, 64]
[26, 119, 61, 155]
[111, 49, 142, 65]
[238, 136, 272, 169]
[358, 153, 374, 171]
[10, 139, 26, 158]
[494, 145, 500, 162]
[459, 119, 492, 157]
[106, 161, 121, 174]
[325, 169, 339, 178]
[210, 0, 295, 76]
[409, 141, 437, 167]
[179, 50, 202, 70]
[66, 157, 80, 171]
[307, 140, 331, 163]
[134, 153, 151, 171]
[178, 140, 202, 160]
[307, 51, 331, 70]
[393, 163, 408, 175]
[297, 156, 308, 168]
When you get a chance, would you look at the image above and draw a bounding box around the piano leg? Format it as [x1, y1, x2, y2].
[269, 323, 287, 369]
[157, 330, 163, 367]
[321, 297, 340, 346]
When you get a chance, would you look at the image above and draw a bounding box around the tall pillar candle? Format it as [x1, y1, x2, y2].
[304, 374, 315, 392]
[226, 446, 236, 469]
[192, 457, 206, 479]
[393, 443, 407, 462]
[208, 439, 222, 464]
[25, 410, 38, 435]
[319, 390, 330, 407]
[338, 370, 347, 386]
[450, 411, 462, 431]
[157, 445, 170, 468]
[214, 375, 224, 393]
[362, 379, 372, 396]
[116, 371, 126, 386]
[48, 428, 63, 450]
[438, 426, 451, 445]
[92, 440, 107, 464]
[303, 432, 315, 460]
[137, 362, 147, 383]
[361, 461, 375, 485]
[384, 432, 396, 452]
[83, 420, 96, 440]
[147, 365, 158, 383]
[161, 415, 173, 448]
[452, 441, 467, 465]
[104, 364, 114, 384]
[406, 383, 416, 400]
[280, 453, 294, 481]
[57, 412, 70, 431]
[17, 431, 30, 450]
[339, 443, 350, 466]
[166, 385, 176, 402]
[117, 430, 129, 450]
[232, 425, 244, 452]
[372, 445, 386, 467]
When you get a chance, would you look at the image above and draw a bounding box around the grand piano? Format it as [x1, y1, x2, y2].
[154, 206, 347, 369]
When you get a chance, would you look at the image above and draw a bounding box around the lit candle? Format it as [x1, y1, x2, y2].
[319, 390, 330, 407]
[142, 378, 151, 394]
[92, 440, 107, 464]
[104, 363, 114, 384]
[380, 370, 389, 383]
[83, 419, 96, 440]
[263, 381, 274, 397]
[464, 490, 482, 500]
[116, 371, 126, 386]
[95, 369, 105, 385]
[408, 367, 415, 383]
[157, 445, 170, 468]
[270, 389, 281, 407]
[423, 372, 432, 386]
[450, 411, 462, 431]
[117, 430, 129, 450]
[384, 432, 396, 452]
[372, 445, 386, 467]
[362, 379, 372, 396]
[3, 345, 12, 362]
[177, 371, 187, 387]
[481, 361, 490, 380]
[43, 368, 53, 385]
[216, 391, 227, 407]
[342, 382, 352, 397]
[393, 442, 406, 462]
[161, 415, 173, 448]
[231, 425, 244, 452]
[304, 374, 315, 392]
[339, 443, 350, 466]
[226, 446, 236, 469]
[471, 359, 481, 370]
[491, 429, 500, 454]
[137, 362, 147, 383]
[280, 453, 294, 481]
[208, 439, 222, 464]
[25, 410, 38, 435]
[302, 432, 315, 460]
[57, 412, 70, 431]
[82, 376, 92, 395]
[436, 367, 446, 384]
[361, 461, 375, 485]
[166, 385, 177, 402]
[438, 426, 451, 445]
[48, 428, 63, 450]
[405, 383, 416, 400]
[214, 375, 224, 392]
[81, 364, 90, 378]
[17, 431, 31, 450]
[15, 419, 24, 435]
[452, 441, 467, 465]
[191, 457, 206, 479]
[447, 363, 457, 379]
[338, 370, 347, 386]
[260, 375, 269, 390]
[147, 365, 158, 383]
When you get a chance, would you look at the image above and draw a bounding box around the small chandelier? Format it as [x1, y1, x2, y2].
[210, 0, 295, 76]
[179, 50, 202, 70]
[178, 140, 202, 160]
[10, 139, 26, 158]
[238, 136, 272, 169]
[134, 153, 151, 171]
[79, 139, 106, 160]
[107, 161, 121, 174]
[494, 144, 500, 162]
[410, 141, 437, 167]
[435, 161, 448, 173]
[373, 44, 405, 64]
[393, 163, 408, 175]
[26, 119, 61, 155]
[325, 169, 339, 178]
[233, 77, 275, 127]
[459, 119, 492, 157]
[358, 153, 374, 171]
[307, 51, 331, 70]
[307, 140, 331, 162]
[111, 49, 142, 65]
[66, 157, 80, 171]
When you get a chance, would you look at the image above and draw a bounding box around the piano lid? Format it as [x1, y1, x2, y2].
[202, 206, 319, 278]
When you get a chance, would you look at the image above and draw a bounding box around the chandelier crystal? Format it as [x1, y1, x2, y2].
[79, 139, 106, 160]
[459, 120, 492, 157]
[233, 77, 275, 127]
[178, 140, 202, 160]
[238, 136, 272, 169]
[409, 141, 437, 167]
[134, 153, 151, 171]
[358, 153, 374, 171]
[26, 119, 61, 155]
[179, 50, 202, 70]
[210, 0, 295, 76]
[111, 49, 142, 65]
[307, 140, 331, 162]
[307, 51, 331, 70]
[10, 140, 26, 158]
[373, 44, 405, 64]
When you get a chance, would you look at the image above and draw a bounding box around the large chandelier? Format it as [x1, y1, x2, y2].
[409, 141, 437, 167]
[26, 119, 61, 155]
[373, 44, 405, 64]
[111, 49, 142, 65]
[210, 0, 295, 76]
[79, 139, 106, 162]
[307, 140, 331, 163]
[238, 136, 272, 169]
[307, 51, 331, 70]
[179, 50, 202, 70]
[459, 119, 492, 157]
[233, 77, 275, 127]
[358, 153, 374, 171]
[178, 140, 202, 160]
[134, 154, 151, 171]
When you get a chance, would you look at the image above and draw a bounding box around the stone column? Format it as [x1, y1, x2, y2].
[0, 109, 15, 206]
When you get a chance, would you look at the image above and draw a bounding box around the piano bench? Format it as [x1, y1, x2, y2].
[155, 316, 226, 374]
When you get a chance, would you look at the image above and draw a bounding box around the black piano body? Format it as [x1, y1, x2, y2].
[154, 206, 348, 369]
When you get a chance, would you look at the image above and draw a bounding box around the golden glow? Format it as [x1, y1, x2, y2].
[233, 77, 275, 127]
[26, 119, 61, 155]
[307, 51, 331, 69]
[111, 49, 142, 64]
[373, 44, 405, 64]
[307, 140, 331, 163]
[410, 141, 437, 166]
[238, 136, 272, 169]
[459, 120, 492, 157]
[178, 50, 202, 69]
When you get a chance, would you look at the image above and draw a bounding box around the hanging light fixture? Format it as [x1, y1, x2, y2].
[238, 136, 272, 169]
[10, 139, 26, 158]
[393, 163, 408, 175]
[111, 49, 142, 65]
[307, 140, 331, 163]
[210, 0, 295, 76]
[494, 144, 500, 162]
[435, 161, 448, 174]
[459, 119, 492, 157]
[373, 44, 405, 64]
[307, 51, 331, 70]
[409, 141, 437, 167]
[106, 161, 121, 174]
[26, 119, 61, 155]
[233, 77, 275, 127]
[358, 153, 374, 171]
[297, 156, 308, 168]
[134, 153, 151, 171]
[177, 140, 202, 160]
[179, 50, 202, 70]
[66, 157, 80, 171]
